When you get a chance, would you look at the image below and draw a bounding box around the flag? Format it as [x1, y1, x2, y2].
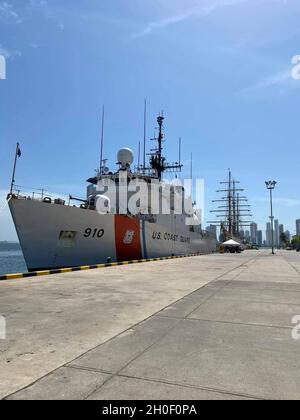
[17, 145, 21, 158]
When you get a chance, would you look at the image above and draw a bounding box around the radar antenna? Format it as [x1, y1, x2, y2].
[148, 113, 183, 180]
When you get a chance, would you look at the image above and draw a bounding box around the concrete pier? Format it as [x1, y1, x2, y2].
[1, 250, 300, 400]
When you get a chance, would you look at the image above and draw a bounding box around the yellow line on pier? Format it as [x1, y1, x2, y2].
[0, 253, 213, 282]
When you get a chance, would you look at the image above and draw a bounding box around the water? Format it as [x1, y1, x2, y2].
[0, 243, 27, 275]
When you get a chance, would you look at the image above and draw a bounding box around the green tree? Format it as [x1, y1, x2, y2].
[280, 232, 288, 248]
[291, 236, 300, 250]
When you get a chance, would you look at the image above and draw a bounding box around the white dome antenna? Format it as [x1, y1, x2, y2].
[117, 148, 134, 170]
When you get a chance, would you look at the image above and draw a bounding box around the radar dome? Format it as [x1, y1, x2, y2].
[117, 148, 134, 169]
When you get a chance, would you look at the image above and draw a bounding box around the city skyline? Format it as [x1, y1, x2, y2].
[240, 217, 299, 246]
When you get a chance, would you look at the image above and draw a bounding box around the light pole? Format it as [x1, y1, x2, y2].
[265, 180, 277, 255]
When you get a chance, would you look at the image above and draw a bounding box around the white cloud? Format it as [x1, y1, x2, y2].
[236, 67, 300, 96]
[0, 44, 22, 59]
[0, 1, 22, 23]
[29, 0, 48, 7]
[0, 0, 48, 25]
[131, 0, 248, 38]
[255, 71, 291, 89]
[131, 11, 195, 38]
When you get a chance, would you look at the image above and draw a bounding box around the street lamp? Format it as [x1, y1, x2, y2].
[265, 180, 277, 255]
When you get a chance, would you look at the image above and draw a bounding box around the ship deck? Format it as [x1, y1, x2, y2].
[1, 250, 300, 400]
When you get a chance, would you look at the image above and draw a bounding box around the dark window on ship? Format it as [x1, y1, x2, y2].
[58, 231, 78, 248]
[59, 231, 77, 239]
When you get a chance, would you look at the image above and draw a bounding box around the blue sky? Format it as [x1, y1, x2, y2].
[1, 0, 300, 240]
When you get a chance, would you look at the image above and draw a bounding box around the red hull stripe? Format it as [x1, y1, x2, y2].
[114, 215, 143, 261]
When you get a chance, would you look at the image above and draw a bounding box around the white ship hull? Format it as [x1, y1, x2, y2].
[9, 198, 216, 271]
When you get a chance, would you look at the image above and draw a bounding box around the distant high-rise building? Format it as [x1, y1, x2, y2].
[239, 230, 245, 240]
[206, 225, 217, 240]
[250, 222, 258, 244]
[274, 219, 279, 248]
[266, 222, 271, 247]
[265, 222, 276, 248]
[245, 230, 250, 243]
[285, 230, 291, 243]
[296, 220, 300, 236]
[257, 230, 263, 247]
[279, 224, 284, 247]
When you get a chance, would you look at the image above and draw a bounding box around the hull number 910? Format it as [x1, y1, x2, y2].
[84, 228, 105, 238]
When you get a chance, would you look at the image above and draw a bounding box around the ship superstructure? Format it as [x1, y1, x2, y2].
[8, 114, 216, 271]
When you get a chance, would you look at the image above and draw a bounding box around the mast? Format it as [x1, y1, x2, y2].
[190, 152, 193, 200]
[10, 142, 21, 195]
[149, 113, 165, 181]
[179, 137, 182, 166]
[228, 170, 232, 234]
[143, 99, 147, 173]
[99, 105, 105, 175]
[232, 179, 237, 236]
[208, 169, 253, 240]
[157, 114, 164, 180]
[236, 193, 240, 235]
[138, 140, 141, 169]
[143, 113, 183, 180]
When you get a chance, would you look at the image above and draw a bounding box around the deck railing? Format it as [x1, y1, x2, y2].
[11, 185, 71, 205]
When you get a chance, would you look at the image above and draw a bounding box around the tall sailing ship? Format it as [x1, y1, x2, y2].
[208, 170, 253, 244]
[8, 114, 216, 271]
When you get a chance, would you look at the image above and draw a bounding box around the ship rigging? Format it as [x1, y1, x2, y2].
[208, 169, 253, 241]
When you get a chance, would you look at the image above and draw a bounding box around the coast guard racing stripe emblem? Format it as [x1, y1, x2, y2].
[115, 215, 143, 261]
